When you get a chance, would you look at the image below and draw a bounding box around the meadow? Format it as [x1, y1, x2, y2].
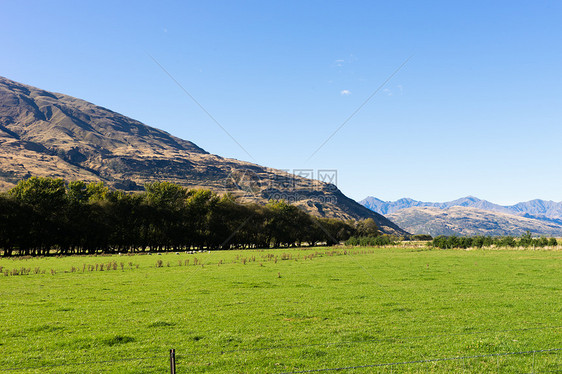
[0, 246, 560, 373]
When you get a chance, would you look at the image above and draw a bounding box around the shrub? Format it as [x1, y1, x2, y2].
[345, 235, 396, 247]
[411, 234, 433, 241]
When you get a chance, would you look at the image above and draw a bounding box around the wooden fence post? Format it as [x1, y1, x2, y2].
[170, 348, 176, 374]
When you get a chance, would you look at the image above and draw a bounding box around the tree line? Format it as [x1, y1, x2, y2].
[429, 233, 558, 249]
[345, 235, 397, 246]
[0, 177, 382, 257]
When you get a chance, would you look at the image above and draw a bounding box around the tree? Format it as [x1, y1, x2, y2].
[144, 181, 187, 208]
[9, 177, 66, 208]
[186, 189, 219, 250]
[86, 181, 109, 202]
[265, 200, 310, 247]
[67, 180, 90, 204]
[499, 236, 516, 247]
[8, 177, 67, 255]
[207, 195, 249, 249]
[355, 218, 379, 237]
[0, 194, 30, 257]
[316, 217, 354, 246]
[520, 231, 533, 247]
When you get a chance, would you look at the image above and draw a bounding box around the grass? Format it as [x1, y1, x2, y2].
[0, 247, 560, 373]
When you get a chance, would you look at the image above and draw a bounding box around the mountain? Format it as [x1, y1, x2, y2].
[0, 76, 407, 235]
[360, 196, 562, 221]
[510, 200, 562, 219]
[387, 206, 562, 237]
[360, 197, 428, 215]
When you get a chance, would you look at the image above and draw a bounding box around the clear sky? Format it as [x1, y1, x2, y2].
[1, 1, 561, 205]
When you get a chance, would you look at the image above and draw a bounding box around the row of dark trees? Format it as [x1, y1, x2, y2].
[0, 177, 381, 257]
[430, 233, 558, 249]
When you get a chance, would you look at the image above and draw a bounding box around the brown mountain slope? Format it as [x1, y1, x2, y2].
[0, 76, 407, 235]
[386, 206, 562, 237]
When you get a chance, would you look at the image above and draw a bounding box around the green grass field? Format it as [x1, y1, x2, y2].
[0, 247, 560, 373]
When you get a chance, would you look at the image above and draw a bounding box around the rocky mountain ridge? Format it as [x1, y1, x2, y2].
[360, 196, 562, 221]
[386, 206, 562, 237]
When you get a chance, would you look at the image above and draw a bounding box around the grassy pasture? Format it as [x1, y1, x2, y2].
[0, 247, 560, 373]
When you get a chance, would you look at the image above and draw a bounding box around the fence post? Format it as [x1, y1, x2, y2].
[170, 348, 176, 374]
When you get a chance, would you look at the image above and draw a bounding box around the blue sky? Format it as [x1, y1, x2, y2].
[2, 1, 561, 204]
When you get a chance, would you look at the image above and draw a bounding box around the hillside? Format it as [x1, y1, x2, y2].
[387, 206, 562, 237]
[0, 76, 406, 235]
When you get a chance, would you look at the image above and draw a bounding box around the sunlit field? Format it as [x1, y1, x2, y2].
[0, 246, 560, 373]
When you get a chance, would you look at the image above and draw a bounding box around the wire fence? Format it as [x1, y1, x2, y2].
[1, 324, 560, 373]
[277, 348, 562, 373]
[2, 347, 559, 373]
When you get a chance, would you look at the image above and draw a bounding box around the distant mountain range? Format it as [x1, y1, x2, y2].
[360, 196, 562, 237]
[0, 76, 407, 235]
[386, 206, 562, 237]
[360, 196, 562, 221]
